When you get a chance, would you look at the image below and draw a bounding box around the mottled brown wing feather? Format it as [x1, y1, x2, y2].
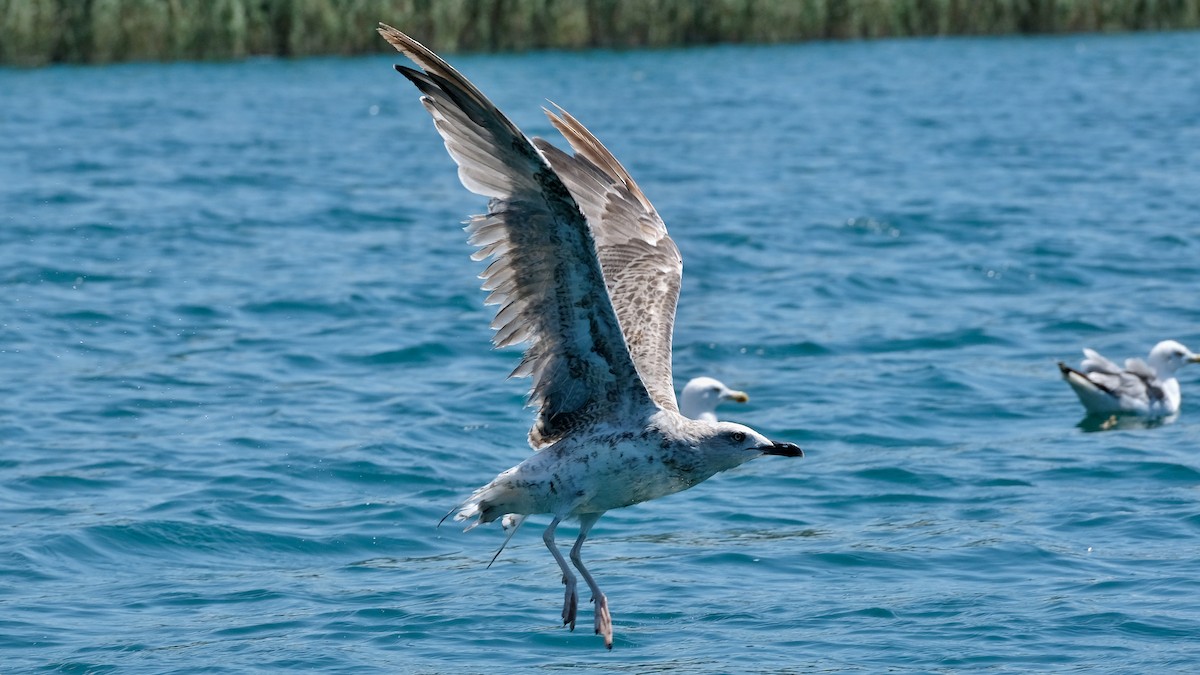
[378, 24, 656, 448]
[532, 106, 683, 413]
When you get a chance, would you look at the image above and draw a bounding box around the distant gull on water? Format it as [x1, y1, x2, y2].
[378, 24, 802, 648]
[1058, 340, 1200, 417]
[679, 376, 750, 422]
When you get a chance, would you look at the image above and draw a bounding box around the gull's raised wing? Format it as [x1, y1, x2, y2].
[531, 106, 683, 413]
[1081, 348, 1121, 375]
[378, 24, 655, 447]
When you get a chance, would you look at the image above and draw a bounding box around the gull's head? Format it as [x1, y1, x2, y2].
[1148, 340, 1200, 376]
[680, 377, 750, 421]
[693, 421, 803, 473]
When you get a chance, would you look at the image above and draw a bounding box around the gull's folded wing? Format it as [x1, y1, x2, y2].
[1121, 358, 1165, 402]
[533, 106, 683, 413]
[378, 24, 655, 447]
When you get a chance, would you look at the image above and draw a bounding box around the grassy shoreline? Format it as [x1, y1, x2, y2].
[3, 0, 1199, 66]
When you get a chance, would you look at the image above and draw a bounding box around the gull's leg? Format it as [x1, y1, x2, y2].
[569, 512, 612, 649]
[543, 516, 578, 630]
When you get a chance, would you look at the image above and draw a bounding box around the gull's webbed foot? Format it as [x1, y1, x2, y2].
[593, 592, 612, 649]
[561, 574, 578, 630]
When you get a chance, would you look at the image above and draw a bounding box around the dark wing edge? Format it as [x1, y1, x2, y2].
[1059, 362, 1117, 396]
[531, 105, 683, 412]
[378, 24, 655, 447]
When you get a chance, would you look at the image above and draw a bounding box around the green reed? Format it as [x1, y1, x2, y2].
[3, 0, 1198, 66]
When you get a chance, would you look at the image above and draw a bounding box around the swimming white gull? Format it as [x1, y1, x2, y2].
[1058, 340, 1200, 417]
[679, 376, 750, 422]
[378, 24, 802, 649]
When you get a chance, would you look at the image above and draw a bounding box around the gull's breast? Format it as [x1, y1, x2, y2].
[517, 433, 685, 515]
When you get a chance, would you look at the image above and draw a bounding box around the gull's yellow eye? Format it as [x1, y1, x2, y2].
[731, 431, 746, 443]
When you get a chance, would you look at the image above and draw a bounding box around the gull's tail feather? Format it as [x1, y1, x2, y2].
[1059, 360, 1122, 415]
[450, 473, 532, 532]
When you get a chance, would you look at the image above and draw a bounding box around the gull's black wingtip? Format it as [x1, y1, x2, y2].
[393, 64, 429, 90]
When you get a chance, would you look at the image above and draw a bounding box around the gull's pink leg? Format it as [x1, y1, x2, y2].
[570, 513, 612, 649]
[543, 516, 578, 630]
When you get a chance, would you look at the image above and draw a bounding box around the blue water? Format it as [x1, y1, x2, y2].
[3, 30, 1200, 672]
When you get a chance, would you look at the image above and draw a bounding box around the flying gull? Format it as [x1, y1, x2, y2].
[679, 376, 750, 421]
[378, 24, 802, 648]
[1058, 340, 1200, 417]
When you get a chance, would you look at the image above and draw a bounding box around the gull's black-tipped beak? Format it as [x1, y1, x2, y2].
[760, 442, 803, 458]
[724, 389, 750, 404]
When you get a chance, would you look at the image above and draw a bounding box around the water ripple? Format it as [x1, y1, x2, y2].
[3, 32, 1200, 673]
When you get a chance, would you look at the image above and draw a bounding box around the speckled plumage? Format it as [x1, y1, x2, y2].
[379, 24, 801, 649]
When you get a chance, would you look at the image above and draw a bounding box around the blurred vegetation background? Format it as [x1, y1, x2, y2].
[3, 0, 1199, 66]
